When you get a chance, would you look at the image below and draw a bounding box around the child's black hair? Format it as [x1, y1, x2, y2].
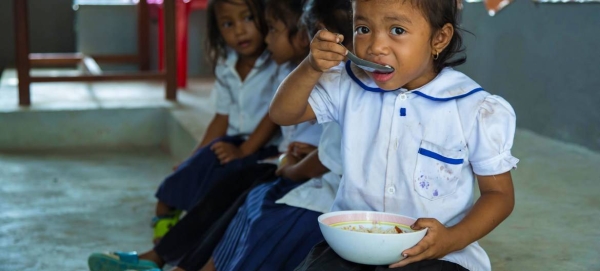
[301, 0, 353, 48]
[265, 0, 308, 44]
[352, 0, 466, 72]
[205, 0, 269, 69]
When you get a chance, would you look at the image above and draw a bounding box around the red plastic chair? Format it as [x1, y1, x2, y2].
[150, 0, 208, 88]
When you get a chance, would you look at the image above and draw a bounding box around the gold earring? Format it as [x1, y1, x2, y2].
[433, 51, 439, 60]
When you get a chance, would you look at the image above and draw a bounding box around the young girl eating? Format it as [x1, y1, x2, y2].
[271, 0, 518, 270]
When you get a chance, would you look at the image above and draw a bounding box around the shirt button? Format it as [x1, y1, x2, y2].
[387, 187, 396, 194]
[399, 93, 407, 100]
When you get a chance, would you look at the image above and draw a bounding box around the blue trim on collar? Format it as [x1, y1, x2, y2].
[345, 61, 395, 93]
[413, 88, 484, 101]
[418, 148, 464, 165]
[345, 61, 484, 101]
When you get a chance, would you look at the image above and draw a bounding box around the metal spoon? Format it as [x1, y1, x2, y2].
[343, 45, 395, 73]
[324, 28, 394, 73]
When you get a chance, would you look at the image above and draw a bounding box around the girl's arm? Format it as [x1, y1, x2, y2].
[269, 59, 321, 126]
[277, 148, 330, 182]
[287, 142, 318, 159]
[173, 114, 228, 171]
[197, 114, 229, 150]
[391, 171, 515, 268]
[270, 30, 347, 126]
[450, 172, 515, 249]
[238, 113, 280, 156]
[211, 113, 279, 164]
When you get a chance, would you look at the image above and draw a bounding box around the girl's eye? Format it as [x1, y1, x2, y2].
[391, 27, 406, 35]
[245, 15, 254, 22]
[355, 26, 370, 35]
[222, 21, 232, 28]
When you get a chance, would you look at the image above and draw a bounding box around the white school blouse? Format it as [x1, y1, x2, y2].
[276, 122, 342, 214]
[308, 61, 519, 271]
[214, 48, 278, 137]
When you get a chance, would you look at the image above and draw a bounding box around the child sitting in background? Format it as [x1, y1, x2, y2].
[271, 0, 518, 270]
[86, 0, 330, 270]
[152, 0, 281, 243]
[202, 0, 352, 270]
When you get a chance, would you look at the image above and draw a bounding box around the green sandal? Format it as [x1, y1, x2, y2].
[151, 210, 182, 241]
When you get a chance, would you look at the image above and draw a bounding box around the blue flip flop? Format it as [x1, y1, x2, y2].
[88, 251, 160, 271]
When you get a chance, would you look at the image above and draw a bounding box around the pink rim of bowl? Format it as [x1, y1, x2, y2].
[319, 211, 426, 235]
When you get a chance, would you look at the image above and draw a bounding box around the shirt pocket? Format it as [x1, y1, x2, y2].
[413, 140, 465, 201]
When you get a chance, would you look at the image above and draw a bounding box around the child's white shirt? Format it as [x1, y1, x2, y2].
[308, 61, 519, 271]
[214, 48, 278, 137]
[276, 122, 342, 214]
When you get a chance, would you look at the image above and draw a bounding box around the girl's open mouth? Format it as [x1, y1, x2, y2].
[238, 40, 251, 48]
[371, 70, 394, 82]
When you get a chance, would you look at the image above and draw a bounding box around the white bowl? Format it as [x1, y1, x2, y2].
[318, 211, 427, 265]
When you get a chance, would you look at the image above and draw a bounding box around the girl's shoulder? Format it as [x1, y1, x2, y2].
[425, 68, 514, 113]
[419, 69, 516, 132]
[447, 73, 516, 139]
[415, 68, 484, 101]
[443, 69, 515, 116]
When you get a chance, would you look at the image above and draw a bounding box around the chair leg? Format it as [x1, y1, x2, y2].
[164, 0, 178, 100]
[175, 0, 190, 88]
[137, 0, 150, 71]
[158, 5, 165, 71]
[157, 1, 188, 88]
[14, 0, 31, 106]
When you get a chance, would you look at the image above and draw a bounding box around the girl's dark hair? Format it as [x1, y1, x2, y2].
[265, 0, 308, 43]
[352, 0, 466, 72]
[413, 0, 466, 72]
[205, 0, 269, 69]
[301, 0, 353, 48]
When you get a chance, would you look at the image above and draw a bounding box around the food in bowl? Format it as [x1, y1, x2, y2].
[318, 211, 427, 265]
[340, 224, 404, 234]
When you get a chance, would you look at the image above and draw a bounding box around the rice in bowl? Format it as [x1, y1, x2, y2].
[340, 224, 405, 234]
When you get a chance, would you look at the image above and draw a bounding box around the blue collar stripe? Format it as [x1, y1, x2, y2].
[345, 61, 385, 92]
[345, 61, 484, 100]
[413, 88, 484, 101]
[418, 148, 464, 165]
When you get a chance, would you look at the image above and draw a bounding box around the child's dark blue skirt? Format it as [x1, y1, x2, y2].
[212, 177, 324, 271]
[155, 135, 279, 211]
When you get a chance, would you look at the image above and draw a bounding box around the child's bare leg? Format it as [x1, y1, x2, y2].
[199, 257, 216, 271]
[156, 200, 175, 216]
[138, 250, 165, 268]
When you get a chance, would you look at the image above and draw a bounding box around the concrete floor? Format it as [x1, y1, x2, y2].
[0, 149, 173, 271]
[480, 130, 600, 271]
[0, 70, 599, 270]
[0, 69, 209, 270]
